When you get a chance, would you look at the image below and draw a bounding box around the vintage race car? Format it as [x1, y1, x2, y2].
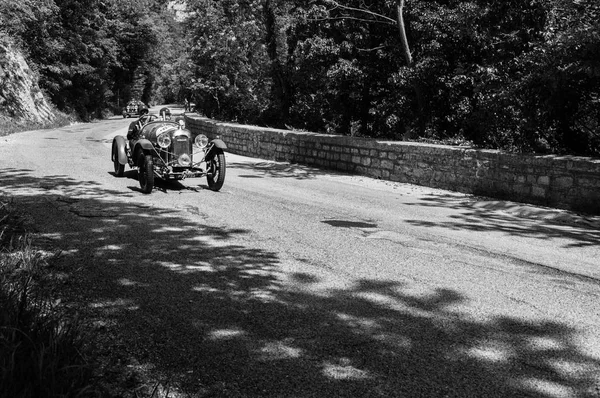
[122, 100, 147, 118]
[111, 109, 226, 193]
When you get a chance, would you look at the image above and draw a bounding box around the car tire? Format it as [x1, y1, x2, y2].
[207, 149, 226, 191]
[113, 143, 125, 177]
[138, 152, 154, 193]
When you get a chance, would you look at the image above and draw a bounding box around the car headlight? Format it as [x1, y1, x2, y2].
[178, 154, 191, 166]
[157, 132, 171, 148]
[194, 134, 208, 148]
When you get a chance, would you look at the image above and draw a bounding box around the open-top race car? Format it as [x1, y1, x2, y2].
[122, 100, 147, 118]
[111, 107, 226, 193]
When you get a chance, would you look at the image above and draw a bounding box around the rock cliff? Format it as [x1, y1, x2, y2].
[0, 39, 55, 124]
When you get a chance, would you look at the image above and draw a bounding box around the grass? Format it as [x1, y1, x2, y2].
[0, 197, 96, 397]
[0, 111, 74, 138]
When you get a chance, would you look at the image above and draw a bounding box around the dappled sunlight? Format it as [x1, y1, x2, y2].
[117, 278, 149, 288]
[404, 193, 600, 249]
[2, 170, 599, 397]
[97, 244, 126, 252]
[322, 359, 372, 381]
[90, 298, 139, 313]
[257, 340, 303, 361]
[192, 284, 220, 293]
[464, 342, 513, 363]
[150, 226, 195, 233]
[516, 378, 577, 398]
[352, 290, 443, 318]
[207, 328, 247, 341]
[528, 336, 566, 351]
[334, 312, 380, 331]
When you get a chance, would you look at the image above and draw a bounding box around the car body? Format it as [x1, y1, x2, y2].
[111, 110, 226, 193]
[122, 100, 147, 118]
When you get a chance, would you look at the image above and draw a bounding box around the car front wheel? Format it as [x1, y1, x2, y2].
[207, 149, 226, 191]
[138, 152, 154, 193]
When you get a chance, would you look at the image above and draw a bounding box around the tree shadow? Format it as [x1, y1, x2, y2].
[1, 170, 599, 397]
[404, 194, 600, 249]
[228, 161, 323, 180]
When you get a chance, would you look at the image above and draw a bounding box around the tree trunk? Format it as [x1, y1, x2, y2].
[265, 0, 291, 126]
[396, 0, 426, 137]
[396, 0, 412, 67]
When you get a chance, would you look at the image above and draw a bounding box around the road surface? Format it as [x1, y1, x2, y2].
[1, 113, 599, 397]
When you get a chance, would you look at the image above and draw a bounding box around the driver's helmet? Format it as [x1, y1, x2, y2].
[139, 106, 149, 116]
[159, 107, 171, 120]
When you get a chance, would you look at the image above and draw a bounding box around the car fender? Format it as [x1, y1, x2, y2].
[205, 139, 227, 159]
[206, 139, 227, 158]
[112, 136, 128, 165]
[133, 139, 154, 159]
[210, 139, 227, 149]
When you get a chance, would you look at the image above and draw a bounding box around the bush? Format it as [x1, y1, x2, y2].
[0, 198, 96, 397]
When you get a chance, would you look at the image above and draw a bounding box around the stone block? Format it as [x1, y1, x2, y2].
[553, 176, 574, 188]
[578, 177, 600, 188]
[381, 160, 394, 170]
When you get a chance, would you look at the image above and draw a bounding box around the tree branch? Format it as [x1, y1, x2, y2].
[357, 45, 387, 52]
[323, 0, 396, 24]
[308, 16, 394, 25]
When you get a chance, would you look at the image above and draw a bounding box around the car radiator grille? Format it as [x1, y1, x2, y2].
[173, 138, 190, 158]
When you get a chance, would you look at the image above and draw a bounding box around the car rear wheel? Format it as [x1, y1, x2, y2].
[207, 149, 226, 191]
[138, 152, 154, 193]
[113, 143, 125, 177]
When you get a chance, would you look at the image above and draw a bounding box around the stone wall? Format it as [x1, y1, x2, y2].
[185, 115, 600, 214]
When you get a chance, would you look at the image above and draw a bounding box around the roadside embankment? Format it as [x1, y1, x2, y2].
[185, 115, 600, 215]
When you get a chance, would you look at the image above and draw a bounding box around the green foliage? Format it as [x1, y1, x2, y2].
[182, 0, 598, 155]
[3, 0, 599, 155]
[0, 199, 95, 397]
[186, 0, 270, 122]
[2, 0, 182, 121]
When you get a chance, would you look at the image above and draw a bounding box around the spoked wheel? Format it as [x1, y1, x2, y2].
[206, 149, 226, 191]
[112, 143, 125, 177]
[137, 152, 154, 193]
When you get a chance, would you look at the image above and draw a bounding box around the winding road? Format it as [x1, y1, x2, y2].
[1, 110, 599, 397]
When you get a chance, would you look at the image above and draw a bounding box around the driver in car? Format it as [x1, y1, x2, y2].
[127, 107, 150, 141]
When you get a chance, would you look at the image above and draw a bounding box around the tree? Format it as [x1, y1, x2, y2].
[263, 0, 294, 126]
[185, 0, 270, 122]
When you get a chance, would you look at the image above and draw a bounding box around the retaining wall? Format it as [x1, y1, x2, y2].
[185, 115, 600, 214]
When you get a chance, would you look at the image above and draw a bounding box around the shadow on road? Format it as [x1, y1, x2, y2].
[403, 193, 600, 249]
[228, 161, 322, 180]
[1, 168, 599, 397]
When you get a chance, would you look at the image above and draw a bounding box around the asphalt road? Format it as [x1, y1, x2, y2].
[1, 111, 599, 397]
